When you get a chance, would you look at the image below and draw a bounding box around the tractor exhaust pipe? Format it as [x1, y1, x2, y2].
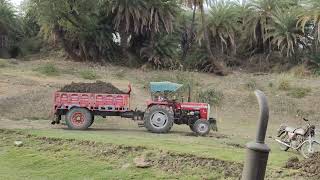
[241, 90, 270, 180]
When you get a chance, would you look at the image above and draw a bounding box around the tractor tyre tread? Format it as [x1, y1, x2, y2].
[144, 105, 174, 133]
[65, 108, 93, 130]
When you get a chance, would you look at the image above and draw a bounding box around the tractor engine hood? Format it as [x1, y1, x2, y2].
[179, 102, 211, 120]
[180, 102, 209, 110]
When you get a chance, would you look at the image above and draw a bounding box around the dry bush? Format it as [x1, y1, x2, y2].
[277, 74, 293, 90]
[290, 65, 312, 78]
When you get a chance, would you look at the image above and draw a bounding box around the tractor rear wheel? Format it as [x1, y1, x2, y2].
[88, 116, 94, 127]
[65, 108, 93, 130]
[193, 119, 210, 136]
[144, 105, 174, 133]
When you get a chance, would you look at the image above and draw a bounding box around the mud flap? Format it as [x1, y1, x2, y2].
[209, 118, 218, 132]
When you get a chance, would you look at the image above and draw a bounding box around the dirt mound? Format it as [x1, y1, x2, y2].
[60, 81, 126, 94]
[148, 152, 243, 178]
[285, 153, 320, 178]
[284, 156, 300, 168]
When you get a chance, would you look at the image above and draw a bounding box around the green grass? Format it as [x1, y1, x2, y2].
[0, 130, 232, 180]
[287, 87, 311, 98]
[34, 63, 60, 76]
[79, 69, 99, 80]
[23, 128, 296, 169]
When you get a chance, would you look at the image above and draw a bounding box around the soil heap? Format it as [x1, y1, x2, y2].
[285, 153, 320, 178]
[60, 81, 126, 94]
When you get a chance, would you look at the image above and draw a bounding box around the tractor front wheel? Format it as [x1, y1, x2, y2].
[189, 124, 195, 132]
[193, 119, 210, 136]
[144, 105, 174, 133]
[65, 108, 93, 130]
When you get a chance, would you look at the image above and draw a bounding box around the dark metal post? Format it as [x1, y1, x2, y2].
[241, 90, 270, 180]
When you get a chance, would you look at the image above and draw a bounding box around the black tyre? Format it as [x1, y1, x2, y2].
[65, 108, 93, 130]
[193, 119, 210, 136]
[144, 105, 174, 133]
[300, 141, 320, 158]
[189, 124, 195, 132]
[279, 133, 290, 151]
[88, 115, 95, 127]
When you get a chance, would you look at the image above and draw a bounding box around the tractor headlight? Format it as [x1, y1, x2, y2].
[207, 104, 211, 120]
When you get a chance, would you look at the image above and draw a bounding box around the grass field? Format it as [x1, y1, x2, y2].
[0, 57, 320, 179]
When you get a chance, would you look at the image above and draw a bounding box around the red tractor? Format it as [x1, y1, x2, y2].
[53, 81, 217, 136]
[143, 82, 217, 136]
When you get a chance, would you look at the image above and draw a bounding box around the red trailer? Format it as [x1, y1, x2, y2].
[52, 82, 217, 135]
[53, 85, 143, 129]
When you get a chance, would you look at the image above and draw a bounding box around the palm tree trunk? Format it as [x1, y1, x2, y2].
[314, 24, 319, 53]
[53, 25, 83, 61]
[181, 4, 197, 61]
[119, 29, 135, 66]
[199, 3, 226, 75]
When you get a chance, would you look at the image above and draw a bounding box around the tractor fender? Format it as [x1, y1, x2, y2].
[68, 104, 81, 110]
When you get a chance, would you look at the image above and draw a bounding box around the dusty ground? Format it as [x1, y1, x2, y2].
[0, 57, 320, 179]
[1, 57, 319, 135]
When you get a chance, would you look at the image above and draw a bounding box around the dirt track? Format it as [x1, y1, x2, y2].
[0, 119, 53, 129]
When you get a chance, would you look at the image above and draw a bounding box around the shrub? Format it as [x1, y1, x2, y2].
[277, 74, 292, 90]
[313, 69, 320, 76]
[79, 70, 99, 80]
[197, 89, 224, 107]
[290, 65, 311, 78]
[245, 79, 258, 90]
[34, 63, 59, 76]
[268, 82, 273, 88]
[287, 87, 311, 98]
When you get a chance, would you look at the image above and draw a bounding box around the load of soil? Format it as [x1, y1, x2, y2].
[285, 153, 320, 178]
[59, 81, 126, 94]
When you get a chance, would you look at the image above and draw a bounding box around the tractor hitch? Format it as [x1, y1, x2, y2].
[120, 110, 144, 120]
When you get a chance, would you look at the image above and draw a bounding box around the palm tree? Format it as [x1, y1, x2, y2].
[265, 8, 304, 57]
[111, 0, 179, 65]
[0, 0, 15, 34]
[138, 0, 180, 67]
[206, 1, 241, 55]
[0, 0, 23, 55]
[111, 0, 147, 49]
[180, 0, 227, 75]
[32, 0, 116, 61]
[298, 0, 320, 52]
[244, 0, 279, 53]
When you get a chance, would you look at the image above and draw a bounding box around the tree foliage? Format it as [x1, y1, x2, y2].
[1, 0, 320, 72]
